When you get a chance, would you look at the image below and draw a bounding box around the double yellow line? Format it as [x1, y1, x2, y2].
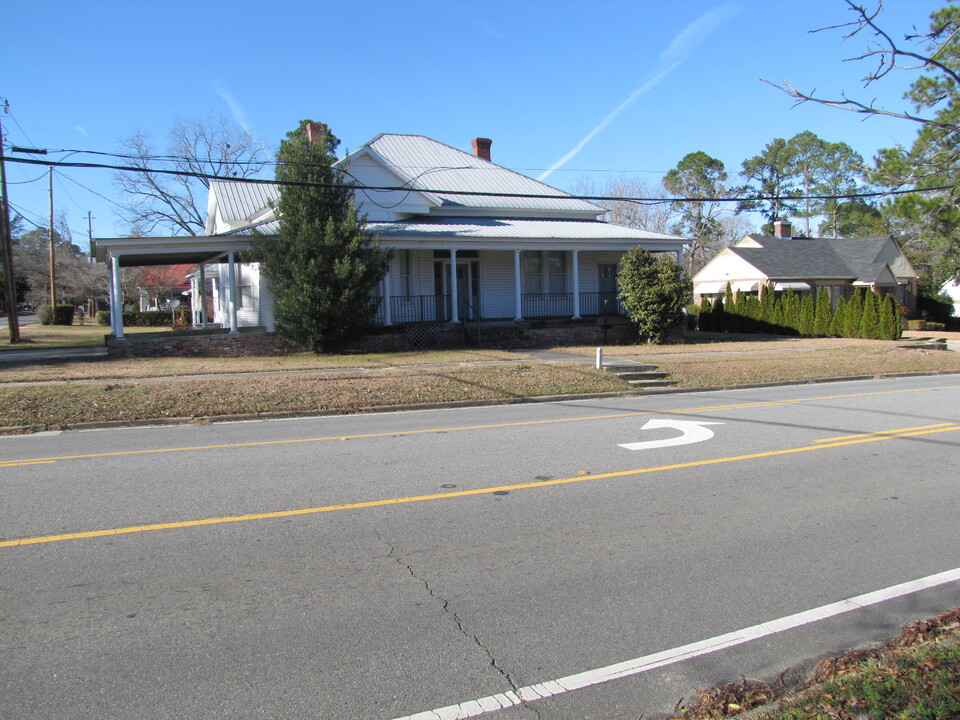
[2, 420, 957, 549]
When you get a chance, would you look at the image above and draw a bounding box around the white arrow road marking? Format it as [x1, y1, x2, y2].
[618, 419, 725, 451]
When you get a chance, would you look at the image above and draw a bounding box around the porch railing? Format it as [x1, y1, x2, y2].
[371, 292, 627, 324]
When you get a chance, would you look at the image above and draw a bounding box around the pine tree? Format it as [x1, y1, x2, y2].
[712, 295, 726, 332]
[252, 120, 388, 352]
[814, 287, 833, 336]
[878, 293, 896, 340]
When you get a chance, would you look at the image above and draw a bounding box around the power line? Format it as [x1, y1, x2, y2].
[5, 154, 950, 205]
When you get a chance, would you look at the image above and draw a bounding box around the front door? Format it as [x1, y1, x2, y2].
[598, 263, 618, 314]
[434, 260, 480, 320]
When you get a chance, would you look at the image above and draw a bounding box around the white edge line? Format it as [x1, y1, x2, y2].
[390, 567, 960, 720]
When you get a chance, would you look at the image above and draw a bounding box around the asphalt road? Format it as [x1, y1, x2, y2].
[2, 375, 959, 719]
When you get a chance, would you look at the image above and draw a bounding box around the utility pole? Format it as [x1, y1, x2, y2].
[48, 167, 56, 308]
[0, 104, 21, 342]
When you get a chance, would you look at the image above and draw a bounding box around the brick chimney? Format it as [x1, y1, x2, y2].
[306, 122, 329, 144]
[471, 137, 492, 161]
[773, 219, 792, 239]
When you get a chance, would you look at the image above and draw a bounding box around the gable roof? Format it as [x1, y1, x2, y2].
[725, 234, 914, 283]
[341, 134, 604, 217]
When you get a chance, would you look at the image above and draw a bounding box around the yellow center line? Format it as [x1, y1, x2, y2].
[2, 384, 958, 468]
[3, 423, 958, 549]
[812, 423, 956, 443]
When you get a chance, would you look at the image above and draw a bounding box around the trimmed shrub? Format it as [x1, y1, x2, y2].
[95, 310, 175, 328]
[37, 304, 76, 326]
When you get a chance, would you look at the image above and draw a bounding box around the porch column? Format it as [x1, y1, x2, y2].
[227, 251, 238, 335]
[676, 249, 683, 265]
[514, 249, 523, 320]
[198, 264, 208, 327]
[571, 250, 581, 319]
[110, 253, 124, 340]
[449, 248, 459, 323]
[383, 266, 393, 326]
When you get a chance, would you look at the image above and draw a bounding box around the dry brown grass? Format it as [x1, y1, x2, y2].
[656, 345, 960, 387]
[0, 364, 629, 430]
[0, 348, 526, 383]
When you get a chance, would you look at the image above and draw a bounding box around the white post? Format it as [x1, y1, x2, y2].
[111, 254, 124, 340]
[449, 248, 459, 323]
[514, 249, 523, 320]
[383, 266, 393, 326]
[595, 347, 603, 369]
[571, 249, 581, 319]
[199, 264, 208, 327]
[227, 251, 238, 335]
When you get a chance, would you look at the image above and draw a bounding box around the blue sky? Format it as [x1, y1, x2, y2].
[0, 0, 946, 242]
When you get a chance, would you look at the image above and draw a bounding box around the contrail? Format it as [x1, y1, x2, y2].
[538, 3, 738, 182]
[213, 81, 254, 135]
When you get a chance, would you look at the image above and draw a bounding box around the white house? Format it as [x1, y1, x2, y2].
[94, 130, 687, 347]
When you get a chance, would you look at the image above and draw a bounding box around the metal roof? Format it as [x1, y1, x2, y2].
[211, 181, 279, 223]
[368, 217, 684, 242]
[343, 134, 604, 216]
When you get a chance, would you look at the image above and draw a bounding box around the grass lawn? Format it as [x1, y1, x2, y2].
[3, 327, 960, 432]
[0, 322, 168, 350]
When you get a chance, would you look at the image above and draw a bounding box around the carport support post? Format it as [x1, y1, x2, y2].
[198, 264, 208, 327]
[110, 253, 124, 340]
[227, 251, 238, 335]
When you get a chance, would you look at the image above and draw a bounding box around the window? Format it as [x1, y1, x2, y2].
[236, 267, 253, 310]
[398, 250, 412, 297]
[523, 251, 566, 293]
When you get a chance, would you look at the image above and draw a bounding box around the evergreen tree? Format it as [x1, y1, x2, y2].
[799, 294, 816, 336]
[252, 120, 388, 352]
[886, 295, 903, 340]
[711, 294, 726, 332]
[831, 296, 847, 337]
[814, 287, 833, 336]
[698, 296, 713, 331]
[617, 248, 691, 343]
[878, 293, 896, 340]
[859, 289, 879, 339]
[844, 289, 864, 338]
[760, 288, 776, 330]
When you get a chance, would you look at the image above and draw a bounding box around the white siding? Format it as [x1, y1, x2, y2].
[479, 251, 517, 319]
[347, 154, 434, 221]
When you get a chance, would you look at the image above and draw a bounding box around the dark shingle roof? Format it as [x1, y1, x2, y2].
[730, 235, 904, 283]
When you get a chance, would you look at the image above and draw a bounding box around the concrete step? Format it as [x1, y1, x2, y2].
[626, 378, 678, 387]
[601, 363, 658, 373]
[615, 370, 670, 381]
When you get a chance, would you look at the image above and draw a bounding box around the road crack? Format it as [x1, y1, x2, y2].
[376, 532, 541, 718]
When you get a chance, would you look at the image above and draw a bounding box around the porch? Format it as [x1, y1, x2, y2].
[371, 290, 627, 325]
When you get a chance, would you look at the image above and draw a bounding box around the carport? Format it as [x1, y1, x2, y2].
[90, 235, 254, 340]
